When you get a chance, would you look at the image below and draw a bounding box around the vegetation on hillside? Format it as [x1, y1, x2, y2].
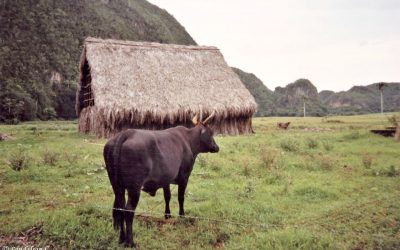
[232, 67, 275, 116]
[0, 115, 399, 249]
[0, 0, 196, 123]
[235, 69, 399, 117]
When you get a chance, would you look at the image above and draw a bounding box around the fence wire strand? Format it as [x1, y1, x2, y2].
[93, 204, 270, 229]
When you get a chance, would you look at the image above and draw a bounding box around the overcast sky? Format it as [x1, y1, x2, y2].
[148, 0, 399, 92]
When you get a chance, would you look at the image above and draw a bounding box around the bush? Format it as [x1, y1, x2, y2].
[7, 145, 31, 171]
[42, 149, 60, 166]
[362, 154, 373, 169]
[322, 141, 334, 151]
[387, 165, 399, 177]
[318, 156, 334, 171]
[280, 138, 300, 152]
[242, 158, 251, 177]
[306, 138, 319, 149]
[64, 152, 79, 165]
[260, 148, 278, 169]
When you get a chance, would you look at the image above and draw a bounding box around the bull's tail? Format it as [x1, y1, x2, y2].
[112, 192, 126, 231]
[104, 131, 132, 230]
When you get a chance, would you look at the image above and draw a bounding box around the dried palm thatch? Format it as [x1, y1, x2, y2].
[76, 37, 257, 137]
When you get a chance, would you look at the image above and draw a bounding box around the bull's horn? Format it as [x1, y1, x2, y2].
[202, 111, 215, 125]
[192, 114, 199, 125]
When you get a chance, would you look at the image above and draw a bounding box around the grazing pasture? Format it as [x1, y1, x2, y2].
[0, 114, 399, 249]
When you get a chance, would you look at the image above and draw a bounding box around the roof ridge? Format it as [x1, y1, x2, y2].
[84, 37, 219, 51]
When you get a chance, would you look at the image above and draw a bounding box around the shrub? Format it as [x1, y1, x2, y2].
[64, 152, 79, 165]
[322, 141, 334, 151]
[362, 154, 373, 169]
[242, 158, 251, 177]
[7, 145, 31, 171]
[306, 138, 319, 149]
[318, 156, 334, 171]
[42, 149, 60, 166]
[260, 148, 278, 169]
[387, 165, 399, 177]
[280, 138, 300, 152]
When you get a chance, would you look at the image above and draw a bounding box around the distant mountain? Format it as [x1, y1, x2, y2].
[273, 79, 327, 116]
[320, 83, 400, 115]
[237, 74, 399, 116]
[0, 0, 196, 123]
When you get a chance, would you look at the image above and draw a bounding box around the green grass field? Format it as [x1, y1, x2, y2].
[0, 114, 399, 249]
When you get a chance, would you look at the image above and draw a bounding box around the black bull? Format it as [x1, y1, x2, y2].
[103, 117, 219, 247]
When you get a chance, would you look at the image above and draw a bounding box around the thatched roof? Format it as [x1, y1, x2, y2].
[76, 37, 257, 137]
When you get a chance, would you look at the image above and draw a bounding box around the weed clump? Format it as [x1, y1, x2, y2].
[280, 138, 300, 152]
[242, 158, 252, 177]
[238, 182, 255, 199]
[306, 138, 319, 149]
[318, 156, 334, 171]
[322, 141, 334, 151]
[387, 165, 399, 177]
[7, 145, 31, 171]
[42, 149, 60, 166]
[260, 148, 278, 169]
[344, 131, 361, 140]
[64, 152, 79, 165]
[362, 154, 373, 169]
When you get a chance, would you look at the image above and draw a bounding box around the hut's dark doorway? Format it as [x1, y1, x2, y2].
[80, 59, 94, 109]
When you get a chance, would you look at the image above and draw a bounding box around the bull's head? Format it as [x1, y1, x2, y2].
[192, 111, 219, 153]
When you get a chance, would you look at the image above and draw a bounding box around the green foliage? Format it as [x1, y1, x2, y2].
[322, 141, 334, 151]
[280, 138, 300, 152]
[306, 137, 319, 149]
[259, 147, 279, 169]
[6, 145, 32, 171]
[236, 68, 400, 117]
[42, 149, 61, 166]
[1, 116, 399, 249]
[0, 0, 196, 122]
[362, 154, 373, 169]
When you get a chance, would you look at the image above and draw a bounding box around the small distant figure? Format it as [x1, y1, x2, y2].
[278, 122, 291, 130]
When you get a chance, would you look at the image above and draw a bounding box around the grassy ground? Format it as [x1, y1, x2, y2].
[0, 114, 399, 249]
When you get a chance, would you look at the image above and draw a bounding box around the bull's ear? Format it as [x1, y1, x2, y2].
[192, 114, 199, 125]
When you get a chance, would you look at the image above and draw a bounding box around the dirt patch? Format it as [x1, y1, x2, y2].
[0, 225, 53, 248]
[303, 128, 334, 132]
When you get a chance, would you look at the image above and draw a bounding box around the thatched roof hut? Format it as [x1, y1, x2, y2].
[76, 37, 257, 137]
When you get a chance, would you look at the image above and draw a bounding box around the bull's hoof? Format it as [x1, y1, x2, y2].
[165, 213, 172, 219]
[124, 241, 136, 248]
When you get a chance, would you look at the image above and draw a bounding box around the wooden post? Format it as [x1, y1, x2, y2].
[395, 118, 400, 141]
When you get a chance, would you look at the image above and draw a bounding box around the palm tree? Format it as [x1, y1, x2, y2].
[378, 83, 387, 114]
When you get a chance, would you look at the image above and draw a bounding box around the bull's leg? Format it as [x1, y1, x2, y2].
[163, 185, 171, 219]
[178, 182, 188, 216]
[113, 188, 126, 244]
[124, 187, 140, 248]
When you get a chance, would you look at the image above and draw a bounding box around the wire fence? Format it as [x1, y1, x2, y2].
[93, 204, 271, 229]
